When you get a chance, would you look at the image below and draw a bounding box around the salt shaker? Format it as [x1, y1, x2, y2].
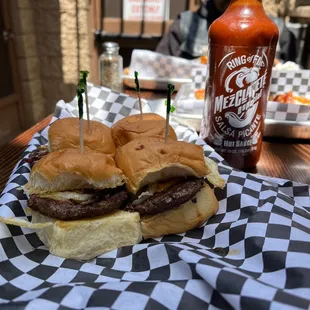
[99, 42, 123, 92]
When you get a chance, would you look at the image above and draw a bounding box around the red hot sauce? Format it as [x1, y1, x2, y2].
[200, 0, 279, 170]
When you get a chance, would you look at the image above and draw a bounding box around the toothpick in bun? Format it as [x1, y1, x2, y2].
[48, 117, 116, 156]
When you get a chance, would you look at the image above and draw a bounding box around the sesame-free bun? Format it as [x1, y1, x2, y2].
[111, 113, 177, 147]
[26, 210, 142, 260]
[48, 117, 116, 156]
[141, 184, 218, 239]
[115, 137, 209, 194]
[26, 149, 125, 194]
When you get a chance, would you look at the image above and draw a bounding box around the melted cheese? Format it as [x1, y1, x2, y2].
[38, 191, 93, 202]
[148, 179, 181, 193]
[133, 179, 181, 205]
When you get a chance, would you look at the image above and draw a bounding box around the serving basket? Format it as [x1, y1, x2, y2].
[0, 83, 309, 309]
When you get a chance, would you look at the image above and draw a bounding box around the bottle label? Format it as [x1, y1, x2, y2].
[203, 46, 275, 155]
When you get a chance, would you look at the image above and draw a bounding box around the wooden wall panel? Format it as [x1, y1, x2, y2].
[0, 102, 22, 146]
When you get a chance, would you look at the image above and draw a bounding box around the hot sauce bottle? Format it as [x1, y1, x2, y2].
[200, 0, 279, 170]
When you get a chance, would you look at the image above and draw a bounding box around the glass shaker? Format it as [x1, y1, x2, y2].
[99, 42, 123, 92]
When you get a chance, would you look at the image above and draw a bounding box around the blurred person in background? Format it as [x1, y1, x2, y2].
[156, 0, 296, 63]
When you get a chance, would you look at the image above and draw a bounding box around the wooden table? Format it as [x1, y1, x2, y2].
[0, 89, 310, 192]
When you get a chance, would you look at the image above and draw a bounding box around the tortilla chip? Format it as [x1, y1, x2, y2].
[0, 216, 52, 229]
[204, 157, 226, 189]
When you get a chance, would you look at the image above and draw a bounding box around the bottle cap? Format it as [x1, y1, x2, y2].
[102, 42, 119, 53]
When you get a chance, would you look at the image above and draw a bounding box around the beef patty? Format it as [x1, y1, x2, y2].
[29, 188, 128, 221]
[125, 178, 204, 215]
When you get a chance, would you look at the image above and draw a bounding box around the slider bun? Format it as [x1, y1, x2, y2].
[31, 210, 142, 260]
[141, 184, 218, 239]
[48, 118, 116, 156]
[115, 137, 209, 194]
[111, 113, 177, 147]
[26, 149, 125, 194]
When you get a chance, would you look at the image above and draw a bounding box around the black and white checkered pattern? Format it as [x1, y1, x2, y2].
[192, 67, 208, 90]
[59, 83, 152, 126]
[192, 68, 310, 98]
[266, 100, 310, 122]
[1, 83, 310, 309]
[129, 49, 205, 79]
[270, 70, 310, 98]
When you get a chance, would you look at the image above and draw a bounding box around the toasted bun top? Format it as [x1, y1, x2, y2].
[26, 149, 125, 194]
[111, 113, 177, 147]
[115, 137, 209, 194]
[48, 118, 116, 156]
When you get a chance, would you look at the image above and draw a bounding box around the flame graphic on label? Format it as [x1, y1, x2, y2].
[212, 124, 224, 146]
[225, 67, 260, 93]
[225, 103, 258, 128]
[252, 128, 261, 145]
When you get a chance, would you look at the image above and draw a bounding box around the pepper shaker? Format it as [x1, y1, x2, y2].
[99, 42, 123, 92]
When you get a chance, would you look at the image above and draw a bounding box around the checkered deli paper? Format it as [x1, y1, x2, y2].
[1, 84, 310, 310]
[129, 49, 205, 79]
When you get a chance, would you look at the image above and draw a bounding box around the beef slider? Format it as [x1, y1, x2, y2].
[48, 117, 116, 156]
[26, 149, 127, 220]
[23, 148, 142, 260]
[26, 117, 117, 168]
[115, 137, 225, 239]
[111, 113, 177, 148]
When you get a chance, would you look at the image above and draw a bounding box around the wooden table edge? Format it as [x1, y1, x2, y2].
[0, 115, 52, 191]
